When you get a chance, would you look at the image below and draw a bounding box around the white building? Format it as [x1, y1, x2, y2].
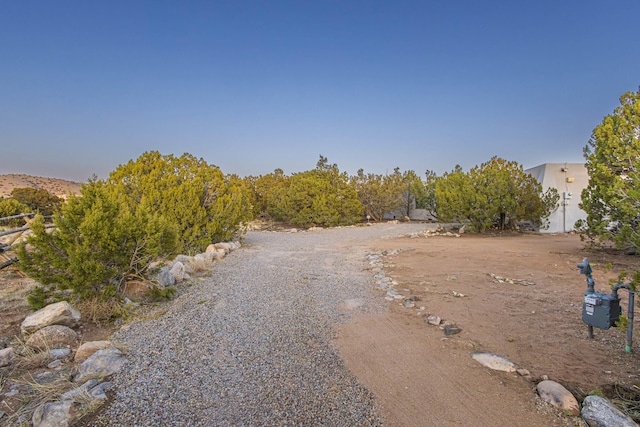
[525, 163, 589, 233]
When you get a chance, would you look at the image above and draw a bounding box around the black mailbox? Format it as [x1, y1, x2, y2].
[582, 292, 621, 330]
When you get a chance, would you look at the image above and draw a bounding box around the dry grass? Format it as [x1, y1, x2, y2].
[2, 377, 76, 425]
[12, 348, 54, 371]
[74, 296, 119, 326]
[604, 383, 640, 423]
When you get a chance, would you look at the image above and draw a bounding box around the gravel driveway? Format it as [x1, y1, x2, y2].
[95, 223, 433, 426]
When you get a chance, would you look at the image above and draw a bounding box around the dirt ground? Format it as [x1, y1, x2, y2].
[335, 232, 640, 426]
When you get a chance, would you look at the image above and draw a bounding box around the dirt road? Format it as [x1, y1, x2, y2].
[336, 232, 640, 426]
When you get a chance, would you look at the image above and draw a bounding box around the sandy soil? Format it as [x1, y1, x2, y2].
[335, 232, 640, 426]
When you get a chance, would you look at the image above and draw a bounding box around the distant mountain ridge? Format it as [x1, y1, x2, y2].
[0, 174, 82, 199]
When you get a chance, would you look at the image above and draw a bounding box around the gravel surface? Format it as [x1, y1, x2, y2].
[93, 223, 435, 426]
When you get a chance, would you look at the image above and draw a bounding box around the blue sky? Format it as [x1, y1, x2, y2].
[1, 1, 639, 182]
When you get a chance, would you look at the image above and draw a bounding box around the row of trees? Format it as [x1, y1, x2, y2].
[242, 156, 558, 232]
[7, 148, 573, 307]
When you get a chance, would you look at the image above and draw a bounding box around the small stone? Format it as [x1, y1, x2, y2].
[47, 359, 63, 369]
[517, 368, 530, 376]
[427, 315, 441, 326]
[404, 299, 415, 308]
[49, 348, 71, 359]
[0, 347, 15, 367]
[444, 327, 462, 336]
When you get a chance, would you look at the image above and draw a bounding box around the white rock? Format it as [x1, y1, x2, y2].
[471, 352, 517, 372]
[427, 315, 442, 326]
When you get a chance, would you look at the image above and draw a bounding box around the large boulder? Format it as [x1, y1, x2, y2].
[536, 380, 580, 416]
[581, 395, 638, 427]
[26, 325, 78, 351]
[74, 340, 113, 363]
[32, 400, 77, 427]
[74, 347, 127, 383]
[21, 301, 81, 335]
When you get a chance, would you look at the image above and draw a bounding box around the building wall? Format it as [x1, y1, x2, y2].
[526, 163, 589, 233]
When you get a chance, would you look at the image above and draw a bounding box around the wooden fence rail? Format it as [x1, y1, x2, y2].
[0, 212, 35, 222]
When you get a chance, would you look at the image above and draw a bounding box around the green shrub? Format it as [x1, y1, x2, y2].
[17, 179, 178, 300]
[107, 151, 253, 253]
[0, 198, 31, 227]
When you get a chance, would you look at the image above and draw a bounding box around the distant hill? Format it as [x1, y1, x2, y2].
[0, 174, 82, 199]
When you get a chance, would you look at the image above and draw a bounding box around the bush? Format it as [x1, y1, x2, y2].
[436, 157, 558, 232]
[265, 156, 363, 227]
[17, 151, 254, 306]
[107, 151, 253, 253]
[0, 198, 31, 227]
[10, 187, 62, 217]
[17, 179, 178, 300]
